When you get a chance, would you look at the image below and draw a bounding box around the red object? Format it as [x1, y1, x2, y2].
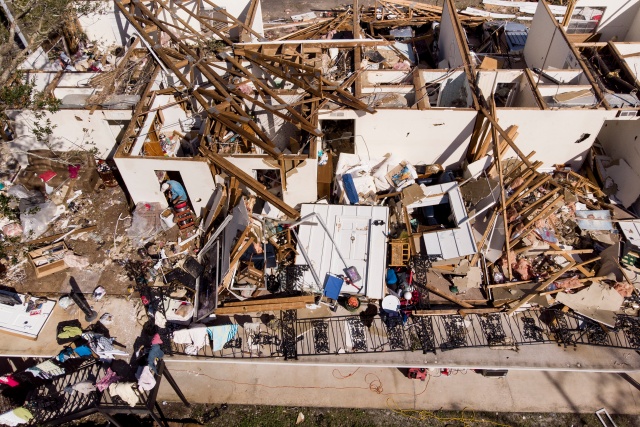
[68, 164, 81, 179]
[441, 368, 450, 376]
[39, 170, 57, 183]
[0, 375, 19, 387]
[173, 201, 188, 210]
[141, 295, 150, 305]
[407, 368, 427, 381]
[151, 333, 163, 345]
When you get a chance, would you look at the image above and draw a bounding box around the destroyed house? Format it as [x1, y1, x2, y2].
[3, 2, 640, 420]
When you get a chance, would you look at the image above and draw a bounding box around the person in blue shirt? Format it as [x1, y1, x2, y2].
[161, 180, 187, 205]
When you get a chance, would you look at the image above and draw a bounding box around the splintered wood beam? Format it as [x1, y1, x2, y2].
[201, 0, 265, 42]
[218, 52, 322, 136]
[490, 100, 511, 280]
[480, 106, 533, 169]
[423, 283, 474, 308]
[506, 262, 576, 315]
[117, 0, 282, 159]
[241, 50, 323, 96]
[241, 0, 260, 42]
[200, 146, 300, 219]
[413, 67, 429, 110]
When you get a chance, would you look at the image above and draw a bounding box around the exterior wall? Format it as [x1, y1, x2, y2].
[7, 109, 132, 166]
[113, 157, 216, 215]
[597, 118, 640, 171]
[524, 2, 577, 70]
[319, 109, 477, 169]
[571, 0, 640, 42]
[495, 109, 617, 169]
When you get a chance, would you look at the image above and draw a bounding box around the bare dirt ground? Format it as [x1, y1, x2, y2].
[65, 403, 640, 427]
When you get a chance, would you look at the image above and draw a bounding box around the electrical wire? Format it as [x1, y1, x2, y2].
[386, 398, 513, 427]
[170, 367, 429, 398]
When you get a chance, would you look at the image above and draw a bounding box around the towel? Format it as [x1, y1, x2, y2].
[0, 375, 19, 387]
[136, 366, 156, 391]
[108, 382, 139, 407]
[96, 368, 120, 392]
[0, 407, 32, 426]
[173, 323, 210, 355]
[209, 324, 239, 351]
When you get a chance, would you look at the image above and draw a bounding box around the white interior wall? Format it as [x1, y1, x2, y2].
[571, 0, 640, 41]
[596, 118, 640, 212]
[7, 109, 132, 166]
[495, 109, 616, 169]
[205, 156, 318, 206]
[476, 71, 539, 108]
[363, 70, 411, 85]
[529, 69, 588, 85]
[114, 157, 215, 215]
[246, 95, 301, 151]
[626, 5, 640, 41]
[78, 1, 137, 47]
[524, 2, 577, 70]
[438, 0, 464, 68]
[537, 85, 594, 97]
[319, 109, 476, 169]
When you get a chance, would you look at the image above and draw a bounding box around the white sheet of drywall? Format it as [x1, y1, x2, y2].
[212, 156, 318, 207]
[114, 156, 215, 215]
[571, 0, 640, 42]
[78, 1, 137, 47]
[613, 43, 640, 81]
[364, 70, 411, 85]
[476, 71, 539, 108]
[438, 0, 464, 68]
[524, 2, 577, 70]
[318, 109, 476, 169]
[245, 95, 301, 151]
[7, 109, 132, 166]
[597, 118, 640, 211]
[495, 109, 616, 169]
[626, 5, 640, 41]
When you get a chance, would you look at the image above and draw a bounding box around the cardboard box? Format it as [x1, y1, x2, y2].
[28, 242, 68, 278]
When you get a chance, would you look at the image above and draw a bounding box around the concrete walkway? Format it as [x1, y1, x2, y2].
[159, 361, 640, 414]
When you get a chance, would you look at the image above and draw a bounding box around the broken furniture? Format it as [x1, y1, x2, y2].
[389, 238, 411, 266]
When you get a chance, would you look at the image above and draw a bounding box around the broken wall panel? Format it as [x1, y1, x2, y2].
[524, 2, 579, 70]
[113, 156, 216, 215]
[627, 5, 640, 41]
[438, 0, 466, 68]
[7, 109, 132, 166]
[565, 0, 640, 42]
[317, 109, 476, 169]
[495, 109, 616, 169]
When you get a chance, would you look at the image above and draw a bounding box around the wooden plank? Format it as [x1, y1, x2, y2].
[222, 295, 315, 307]
[423, 283, 474, 308]
[200, 146, 300, 219]
[26, 226, 98, 246]
[548, 242, 594, 277]
[215, 301, 309, 314]
[413, 68, 430, 110]
[506, 262, 576, 315]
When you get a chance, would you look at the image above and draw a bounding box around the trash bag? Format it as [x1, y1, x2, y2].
[127, 202, 164, 247]
[20, 201, 60, 239]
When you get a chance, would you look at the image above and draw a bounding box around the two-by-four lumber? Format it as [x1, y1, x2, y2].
[200, 146, 300, 219]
